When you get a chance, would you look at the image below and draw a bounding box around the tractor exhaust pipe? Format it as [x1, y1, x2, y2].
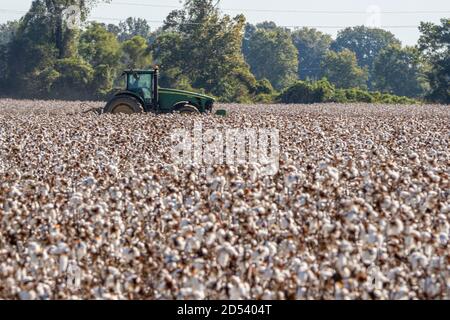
[153, 66, 159, 111]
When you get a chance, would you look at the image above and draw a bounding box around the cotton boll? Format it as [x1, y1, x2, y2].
[217, 250, 230, 268]
[59, 255, 69, 274]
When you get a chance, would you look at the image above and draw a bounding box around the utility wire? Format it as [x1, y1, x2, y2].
[89, 16, 421, 28]
[0, 9, 28, 14]
[109, 1, 450, 15]
[2, 4, 449, 15]
[90, 16, 421, 29]
[2, 2, 450, 15]
[0, 9, 431, 29]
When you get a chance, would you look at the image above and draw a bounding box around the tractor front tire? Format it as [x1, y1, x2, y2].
[177, 104, 200, 114]
[104, 96, 144, 115]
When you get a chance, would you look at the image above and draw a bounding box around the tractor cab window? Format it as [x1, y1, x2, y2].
[127, 73, 152, 90]
[127, 73, 153, 101]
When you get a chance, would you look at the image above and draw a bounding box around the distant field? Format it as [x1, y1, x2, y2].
[0, 99, 449, 299]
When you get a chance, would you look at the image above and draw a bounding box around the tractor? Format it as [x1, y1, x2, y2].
[103, 68, 215, 114]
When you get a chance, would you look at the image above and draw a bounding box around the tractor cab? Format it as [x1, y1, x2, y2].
[124, 69, 158, 109]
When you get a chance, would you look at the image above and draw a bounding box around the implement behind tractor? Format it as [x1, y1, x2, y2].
[104, 68, 216, 115]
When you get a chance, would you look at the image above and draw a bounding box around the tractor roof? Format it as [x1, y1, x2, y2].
[123, 69, 158, 74]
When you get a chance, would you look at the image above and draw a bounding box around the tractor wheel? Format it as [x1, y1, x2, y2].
[104, 96, 144, 115]
[177, 104, 200, 114]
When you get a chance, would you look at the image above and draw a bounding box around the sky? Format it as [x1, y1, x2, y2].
[0, 0, 449, 45]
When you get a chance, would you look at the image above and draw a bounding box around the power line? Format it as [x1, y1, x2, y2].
[0, 9, 28, 14]
[109, 1, 450, 15]
[108, 2, 179, 9]
[2, 4, 449, 16]
[0, 9, 427, 29]
[89, 17, 421, 29]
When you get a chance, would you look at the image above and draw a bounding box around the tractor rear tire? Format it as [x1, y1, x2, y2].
[178, 104, 200, 114]
[104, 96, 144, 115]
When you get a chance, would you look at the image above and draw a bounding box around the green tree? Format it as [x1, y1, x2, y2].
[332, 26, 401, 88]
[242, 23, 256, 58]
[255, 78, 274, 95]
[6, 0, 57, 96]
[79, 23, 121, 68]
[12, 1, 54, 49]
[279, 79, 334, 104]
[41, 0, 110, 59]
[322, 49, 368, 89]
[96, 23, 121, 37]
[0, 45, 7, 91]
[291, 28, 333, 80]
[0, 21, 19, 92]
[118, 17, 151, 42]
[121, 36, 152, 69]
[255, 21, 279, 30]
[418, 18, 450, 103]
[244, 25, 298, 90]
[332, 26, 401, 68]
[373, 45, 427, 98]
[92, 64, 116, 97]
[153, 0, 257, 102]
[243, 22, 288, 56]
[152, 31, 182, 75]
[51, 57, 94, 99]
[79, 23, 121, 96]
[0, 21, 19, 45]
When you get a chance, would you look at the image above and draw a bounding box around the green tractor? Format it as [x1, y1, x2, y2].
[103, 68, 215, 114]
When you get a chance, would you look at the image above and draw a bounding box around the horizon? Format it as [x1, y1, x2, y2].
[0, 0, 449, 46]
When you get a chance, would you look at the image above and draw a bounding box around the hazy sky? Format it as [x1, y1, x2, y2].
[1, 0, 449, 45]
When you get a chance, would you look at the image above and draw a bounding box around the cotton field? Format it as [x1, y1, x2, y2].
[0, 99, 449, 300]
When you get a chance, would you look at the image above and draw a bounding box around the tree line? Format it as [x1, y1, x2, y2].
[0, 0, 448, 104]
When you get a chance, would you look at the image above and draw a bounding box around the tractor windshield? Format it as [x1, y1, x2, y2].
[127, 73, 152, 91]
[126, 73, 153, 101]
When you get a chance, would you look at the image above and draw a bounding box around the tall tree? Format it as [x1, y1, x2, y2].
[255, 21, 279, 30]
[0, 45, 8, 91]
[243, 21, 290, 62]
[79, 23, 121, 95]
[51, 57, 94, 99]
[242, 23, 256, 58]
[6, 1, 56, 95]
[0, 21, 19, 91]
[121, 36, 152, 69]
[0, 21, 19, 45]
[332, 26, 401, 68]
[418, 18, 450, 103]
[373, 45, 427, 98]
[244, 24, 298, 90]
[332, 26, 401, 87]
[42, 0, 109, 58]
[291, 27, 333, 80]
[153, 0, 257, 102]
[118, 17, 151, 42]
[79, 23, 121, 68]
[322, 49, 368, 89]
